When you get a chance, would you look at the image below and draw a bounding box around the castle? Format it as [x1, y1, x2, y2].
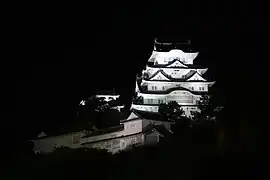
[131, 39, 215, 117]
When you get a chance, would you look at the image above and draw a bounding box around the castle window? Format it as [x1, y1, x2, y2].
[191, 87, 194, 91]
[162, 86, 165, 90]
[152, 86, 155, 90]
[199, 87, 201, 90]
[202, 87, 204, 90]
[154, 86, 157, 90]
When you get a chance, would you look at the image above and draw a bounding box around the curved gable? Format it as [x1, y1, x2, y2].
[166, 60, 187, 68]
[149, 71, 170, 81]
[186, 72, 206, 81]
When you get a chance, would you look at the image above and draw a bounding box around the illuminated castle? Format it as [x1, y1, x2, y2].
[131, 39, 215, 117]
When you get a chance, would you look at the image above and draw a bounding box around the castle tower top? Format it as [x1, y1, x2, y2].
[154, 38, 191, 45]
[154, 38, 193, 52]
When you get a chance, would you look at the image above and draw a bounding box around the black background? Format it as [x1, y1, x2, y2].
[4, 1, 269, 142]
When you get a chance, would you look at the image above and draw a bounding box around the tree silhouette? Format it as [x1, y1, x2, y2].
[158, 101, 191, 130]
[158, 101, 184, 120]
[76, 96, 123, 129]
[192, 95, 224, 122]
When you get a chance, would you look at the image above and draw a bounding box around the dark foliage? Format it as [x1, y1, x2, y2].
[132, 95, 143, 104]
[7, 99, 266, 179]
[159, 101, 185, 121]
[7, 143, 266, 180]
[75, 96, 123, 129]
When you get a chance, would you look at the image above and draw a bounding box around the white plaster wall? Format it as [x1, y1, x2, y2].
[145, 81, 209, 92]
[135, 81, 139, 92]
[131, 104, 199, 118]
[144, 67, 208, 78]
[185, 53, 199, 64]
[145, 67, 191, 78]
[80, 120, 142, 145]
[162, 69, 192, 79]
[148, 50, 198, 65]
[131, 104, 159, 112]
[83, 138, 121, 154]
[31, 132, 85, 153]
[167, 91, 201, 105]
[83, 133, 144, 154]
[119, 133, 144, 151]
[32, 119, 143, 154]
[138, 90, 201, 105]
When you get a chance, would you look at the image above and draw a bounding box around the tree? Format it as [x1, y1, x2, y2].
[158, 101, 184, 121]
[132, 96, 143, 104]
[77, 96, 123, 129]
[192, 95, 224, 123]
[158, 101, 191, 130]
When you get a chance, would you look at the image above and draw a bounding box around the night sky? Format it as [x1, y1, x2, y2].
[10, 2, 269, 141]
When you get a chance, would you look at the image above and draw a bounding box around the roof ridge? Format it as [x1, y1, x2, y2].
[165, 59, 188, 67]
[146, 68, 202, 82]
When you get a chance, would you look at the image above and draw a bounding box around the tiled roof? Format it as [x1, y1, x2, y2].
[148, 59, 204, 69]
[143, 69, 206, 82]
[82, 124, 124, 138]
[142, 123, 172, 136]
[139, 86, 208, 95]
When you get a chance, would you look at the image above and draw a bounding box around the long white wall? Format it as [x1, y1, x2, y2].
[138, 90, 201, 106]
[83, 133, 144, 154]
[77, 120, 143, 145]
[31, 132, 85, 153]
[142, 80, 209, 92]
[131, 104, 159, 112]
[31, 119, 144, 154]
[131, 104, 200, 117]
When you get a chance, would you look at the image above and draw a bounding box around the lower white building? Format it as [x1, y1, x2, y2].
[31, 110, 173, 154]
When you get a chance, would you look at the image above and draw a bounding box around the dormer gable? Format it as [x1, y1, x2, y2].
[186, 72, 207, 81]
[149, 71, 170, 81]
[166, 60, 188, 68]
